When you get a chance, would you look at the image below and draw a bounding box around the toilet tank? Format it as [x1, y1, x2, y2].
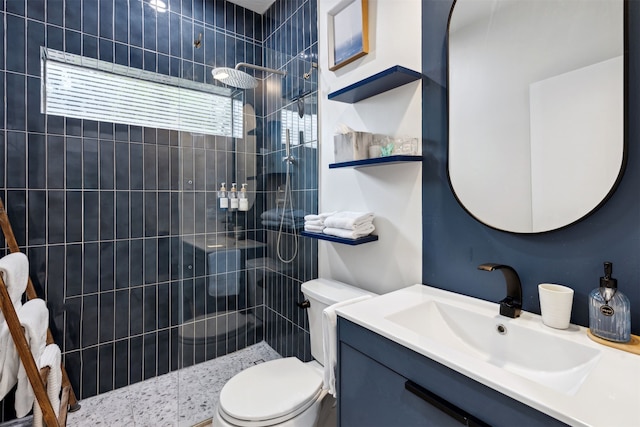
[301, 278, 376, 365]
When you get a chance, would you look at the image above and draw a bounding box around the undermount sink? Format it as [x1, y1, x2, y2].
[385, 299, 601, 395]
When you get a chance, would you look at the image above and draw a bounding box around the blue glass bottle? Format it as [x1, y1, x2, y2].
[588, 262, 631, 343]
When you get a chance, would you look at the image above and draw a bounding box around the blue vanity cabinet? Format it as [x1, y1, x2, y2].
[337, 318, 567, 427]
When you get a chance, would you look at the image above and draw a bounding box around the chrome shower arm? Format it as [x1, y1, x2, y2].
[235, 62, 287, 76]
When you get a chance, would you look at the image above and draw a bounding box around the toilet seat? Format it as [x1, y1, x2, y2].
[218, 357, 324, 427]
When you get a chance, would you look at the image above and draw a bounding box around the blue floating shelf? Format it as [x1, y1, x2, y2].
[329, 155, 422, 169]
[328, 65, 422, 104]
[300, 231, 378, 245]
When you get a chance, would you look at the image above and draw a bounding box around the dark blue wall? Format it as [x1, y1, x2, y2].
[422, 0, 639, 335]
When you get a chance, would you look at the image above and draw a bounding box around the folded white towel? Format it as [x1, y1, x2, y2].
[304, 219, 325, 227]
[304, 224, 325, 233]
[322, 295, 373, 397]
[323, 224, 375, 240]
[15, 299, 49, 418]
[304, 212, 336, 221]
[33, 344, 62, 427]
[0, 252, 29, 324]
[324, 212, 374, 230]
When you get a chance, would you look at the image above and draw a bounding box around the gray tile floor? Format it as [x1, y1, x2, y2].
[66, 342, 281, 427]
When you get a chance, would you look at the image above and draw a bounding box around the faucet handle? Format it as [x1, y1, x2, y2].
[499, 297, 522, 318]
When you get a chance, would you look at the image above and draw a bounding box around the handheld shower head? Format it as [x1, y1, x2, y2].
[283, 128, 295, 164]
[212, 62, 287, 89]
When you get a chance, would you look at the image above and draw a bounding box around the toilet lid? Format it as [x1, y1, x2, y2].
[219, 357, 323, 424]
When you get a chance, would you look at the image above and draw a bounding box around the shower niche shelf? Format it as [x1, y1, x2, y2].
[328, 65, 422, 104]
[329, 155, 422, 169]
[300, 231, 378, 245]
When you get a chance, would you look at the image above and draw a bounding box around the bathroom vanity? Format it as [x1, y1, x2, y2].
[337, 319, 563, 426]
[336, 285, 640, 426]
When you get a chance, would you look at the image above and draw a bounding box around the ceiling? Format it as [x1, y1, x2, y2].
[227, 0, 277, 15]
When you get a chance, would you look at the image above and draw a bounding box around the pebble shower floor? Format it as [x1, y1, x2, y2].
[66, 342, 280, 426]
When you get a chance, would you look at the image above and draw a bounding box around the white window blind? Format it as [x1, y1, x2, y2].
[42, 48, 241, 137]
[280, 108, 318, 148]
[232, 97, 244, 139]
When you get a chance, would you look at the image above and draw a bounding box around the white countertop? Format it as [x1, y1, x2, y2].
[336, 284, 640, 427]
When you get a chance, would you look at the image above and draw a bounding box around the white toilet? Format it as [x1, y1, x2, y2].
[213, 278, 375, 427]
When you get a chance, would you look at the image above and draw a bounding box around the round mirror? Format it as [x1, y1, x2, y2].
[447, 0, 625, 233]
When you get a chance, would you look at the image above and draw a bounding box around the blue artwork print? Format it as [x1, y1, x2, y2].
[332, 0, 364, 65]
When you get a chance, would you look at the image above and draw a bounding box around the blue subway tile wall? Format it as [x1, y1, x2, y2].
[261, 0, 318, 362]
[0, 0, 269, 416]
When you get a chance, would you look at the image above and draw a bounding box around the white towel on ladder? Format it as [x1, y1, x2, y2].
[0, 252, 31, 401]
[0, 320, 19, 399]
[321, 295, 373, 397]
[14, 298, 49, 418]
[33, 344, 62, 427]
[0, 252, 29, 324]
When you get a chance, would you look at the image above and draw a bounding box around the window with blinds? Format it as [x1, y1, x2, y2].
[41, 48, 242, 138]
[280, 108, 318, 148]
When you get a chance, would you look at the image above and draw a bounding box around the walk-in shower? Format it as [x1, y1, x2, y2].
[212, 62, 299, 264]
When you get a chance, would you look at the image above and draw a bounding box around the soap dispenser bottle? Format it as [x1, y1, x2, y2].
[588, 262, 631, 342]
[229, 183, 239, 211]
[218, 183, 228, 209]
[239, 184, 249, 211]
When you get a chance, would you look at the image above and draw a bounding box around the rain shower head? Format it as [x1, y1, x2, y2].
[212, 62, 287, 89]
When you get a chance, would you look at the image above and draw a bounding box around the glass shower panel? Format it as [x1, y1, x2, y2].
[177, 89, 269, 426]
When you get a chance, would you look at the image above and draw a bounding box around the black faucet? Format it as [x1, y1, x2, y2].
[477, 263, 522, 318]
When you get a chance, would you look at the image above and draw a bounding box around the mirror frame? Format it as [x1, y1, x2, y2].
[445, 0, 629, 234]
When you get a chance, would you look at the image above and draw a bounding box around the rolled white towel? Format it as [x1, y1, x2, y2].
[304, 224, 325, 233]
[15, 299, 49, 418]
[304, 212, 336, 222]
[324, 212, 374, 230]
[323, 223, 375, 240]
[0, 252, 29, 324]
[33, 344, 62, 427]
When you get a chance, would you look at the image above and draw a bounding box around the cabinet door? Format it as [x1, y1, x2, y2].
[340, 343, 486, 427]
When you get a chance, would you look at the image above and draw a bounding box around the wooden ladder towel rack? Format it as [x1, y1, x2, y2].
[0, 278, 70, 426]
[0, 197, 80, 424]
